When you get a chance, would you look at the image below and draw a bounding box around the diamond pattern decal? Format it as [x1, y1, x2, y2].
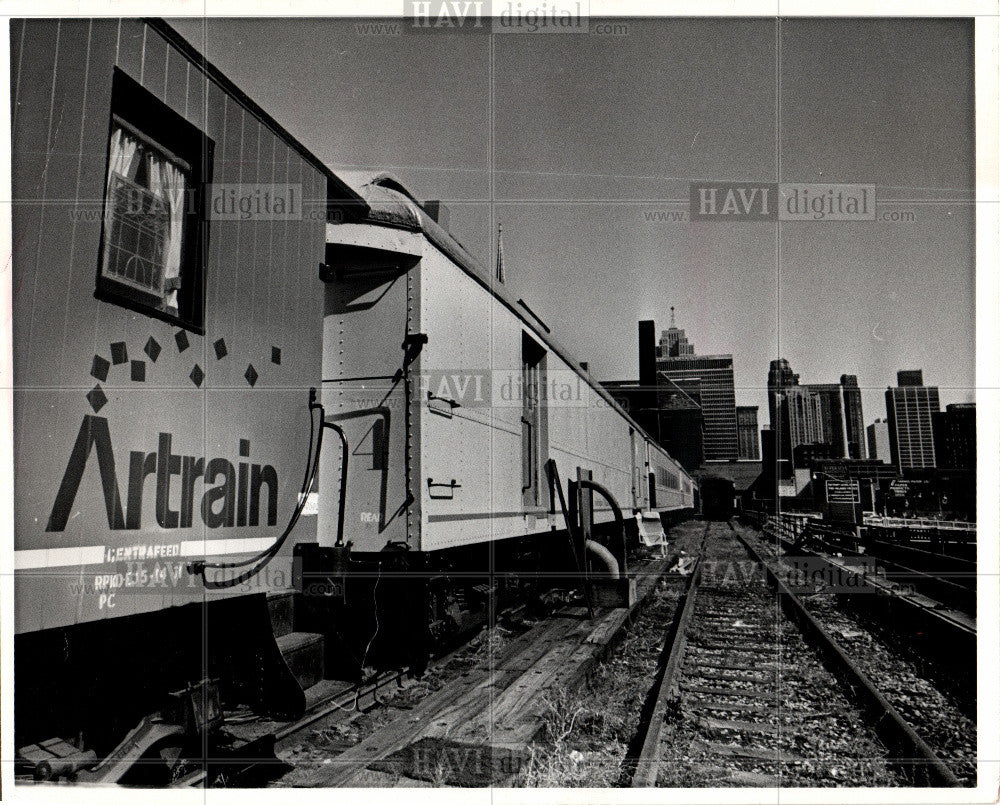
[110, 341, 128, 364]
[144, 337, 161, 362]
[81, 331, 283, 397]
[87, 384, 108, 413]
[91, 355, 110, 382]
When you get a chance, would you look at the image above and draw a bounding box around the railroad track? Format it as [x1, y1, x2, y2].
[629, 520, 962, 788]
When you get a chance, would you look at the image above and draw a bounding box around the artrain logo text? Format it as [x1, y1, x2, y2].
[47, 416, 278, 532]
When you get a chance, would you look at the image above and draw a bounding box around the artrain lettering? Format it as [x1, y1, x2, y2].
[46, 416, 278, 532]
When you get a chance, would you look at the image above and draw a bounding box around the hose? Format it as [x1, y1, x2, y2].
[187, 394, 325, 589]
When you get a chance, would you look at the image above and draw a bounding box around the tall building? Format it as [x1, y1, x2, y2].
[933, 403, 975, 470]
[737, 406, 760, 461]
[867, 419, 891, 462]
[660, 306, 695, 357]
[769, 359, 867, 463]
[767, 358, 798, 462]
[840, 375, 866, 459]
[602, 320, 705, 471]
[785, 386, 825, 450]
[768, 359, 828, 463]
[885, 370, 940, 470]
[656, 375, 704, 469]
[658, 318, 737, 461]
[805, 383, 847, 457]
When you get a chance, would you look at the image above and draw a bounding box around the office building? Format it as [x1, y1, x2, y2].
[867, 419, 891, 462]
[785, 386, 825, 450]
[658, 322, 738, 461]
[933, 403, 975, 470]
[885, 370, 940, 470]
[840, 375, 867, 459]
[806, 383, 847, 457]
[769, 359, 869, 464]
[737, 406, 760, 461]
[656, 375, 704, 469]
[767, 358, 799, 462]
[660, 306, 695, 357]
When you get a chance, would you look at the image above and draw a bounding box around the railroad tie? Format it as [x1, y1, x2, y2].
[684, 698, 771, 714]
[681, 685, 780, 700]
[697, 715, 781, 736]
[699, 740, 804, 765]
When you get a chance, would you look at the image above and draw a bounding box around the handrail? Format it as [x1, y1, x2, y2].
[323, 420, 349, 547]
[865, 515, 976, 533]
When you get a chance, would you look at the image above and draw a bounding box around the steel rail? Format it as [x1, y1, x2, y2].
[630, 524, 709, 788]
[733, 526, 962, 788]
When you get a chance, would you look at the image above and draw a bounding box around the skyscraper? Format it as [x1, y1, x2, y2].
[933, 403, 975, 470]
[658, 316, 738, 462]
[867, 419, 891, 462]
[767, 358, 799, 462]
[840, 375, 866, 459]
[660, 306, 695, 357]
[737, 406, 761, 461]
[885, 370, 940, 470]
[785, 386, 825, 450]
[769, 360, 868, 463]
[656, 375, 704, 470]
[805, 383, 847, 457]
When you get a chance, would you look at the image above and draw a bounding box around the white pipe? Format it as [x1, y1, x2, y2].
[585, 539, 620, 580]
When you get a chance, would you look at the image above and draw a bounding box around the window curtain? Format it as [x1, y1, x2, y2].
[107, 126, 140, 187]
[148, 156, 186, 311]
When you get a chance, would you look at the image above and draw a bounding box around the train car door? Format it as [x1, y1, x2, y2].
[630, 428, 646, 510]
[319, 239, 421, 553]
[521, 333, 548, 509]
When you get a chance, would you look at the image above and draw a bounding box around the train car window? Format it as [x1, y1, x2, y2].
[95, 69, 212, 333]
[521, 333, 548, 508]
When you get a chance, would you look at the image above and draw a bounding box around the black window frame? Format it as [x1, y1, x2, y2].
[95, 68, 213, 334]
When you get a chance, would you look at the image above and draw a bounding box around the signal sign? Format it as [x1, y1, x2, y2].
[826, 480, 860, 504]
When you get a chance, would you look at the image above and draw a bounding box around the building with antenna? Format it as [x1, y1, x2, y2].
[660, 307, 695, 357]
[657, 312, 737, 462]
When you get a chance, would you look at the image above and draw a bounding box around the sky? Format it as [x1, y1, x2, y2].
[169, 16, 976, 430]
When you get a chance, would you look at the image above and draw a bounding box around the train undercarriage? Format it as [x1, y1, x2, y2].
[14, 502, 689, 785]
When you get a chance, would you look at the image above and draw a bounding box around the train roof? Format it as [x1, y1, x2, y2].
[333, 172, 691, 480]
[150, 19, 369, 218]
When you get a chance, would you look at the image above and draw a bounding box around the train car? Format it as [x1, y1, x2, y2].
[10, 19, 694, 772]
[11, 18, 366, 754]
[304, 173, 694, 668]
[700, 475, 737, 520]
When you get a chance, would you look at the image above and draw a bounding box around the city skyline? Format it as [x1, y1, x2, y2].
[615, 308, 968, 435]
[168, 17, 976, 426]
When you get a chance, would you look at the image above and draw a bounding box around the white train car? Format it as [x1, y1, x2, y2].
[11, 18, 693, 768]
[11, 18, 367, 756]
[306, 174, 694, 667]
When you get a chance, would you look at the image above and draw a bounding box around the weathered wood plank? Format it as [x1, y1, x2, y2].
[320, 557, 673, 787]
